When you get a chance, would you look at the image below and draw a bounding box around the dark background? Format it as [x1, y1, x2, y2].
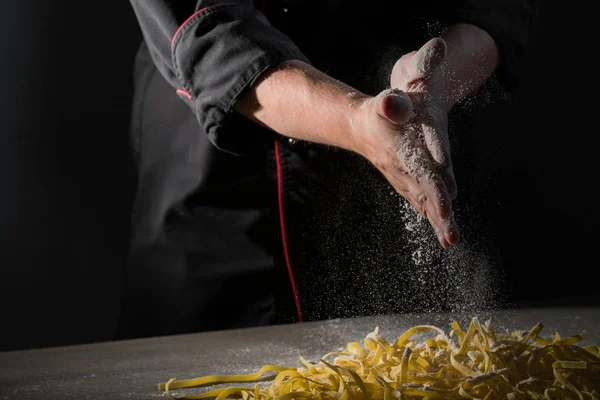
[1, 1, 597, 352]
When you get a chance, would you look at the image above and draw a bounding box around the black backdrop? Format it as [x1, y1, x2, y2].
[0, 0, 140, 351]
[1, 1, 598, 352]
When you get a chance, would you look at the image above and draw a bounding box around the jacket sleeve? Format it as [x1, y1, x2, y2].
[442, 0, 541, 92]
[128, 0, 310, 153]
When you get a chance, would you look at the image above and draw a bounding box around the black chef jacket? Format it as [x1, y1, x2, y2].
[116, 0, 540, 339]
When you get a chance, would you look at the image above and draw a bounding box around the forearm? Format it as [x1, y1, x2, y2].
[235, 60, 363, 152]
[441, 23, 500, 111]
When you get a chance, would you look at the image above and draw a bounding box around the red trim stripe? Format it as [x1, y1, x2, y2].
[175, 89, 193, 100]
[171, 4, 235, 50]
[275, 140, 303, 323]
[171, 6, 212, 50]
[264, 0, 302, 323]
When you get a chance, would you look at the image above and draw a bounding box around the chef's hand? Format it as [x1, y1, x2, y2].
[352, 88, 459, 249]
[235, 55, 459, 247]
[386, 37, 459, 248]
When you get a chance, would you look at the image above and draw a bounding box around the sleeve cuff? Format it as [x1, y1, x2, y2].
[172, 3, 310, 154]
[205, 48, 309, 155]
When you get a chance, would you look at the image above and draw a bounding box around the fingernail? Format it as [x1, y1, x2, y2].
[446, 228, 460, 246]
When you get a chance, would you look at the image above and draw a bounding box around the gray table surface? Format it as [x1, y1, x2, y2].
[1, 307, 599, 400]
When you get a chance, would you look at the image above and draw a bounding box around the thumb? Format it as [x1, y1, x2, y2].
[377, 89, 414, 124]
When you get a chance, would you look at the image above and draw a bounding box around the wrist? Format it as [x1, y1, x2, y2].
[343, 92, 371, 154]
[238, 59, 369, 152]
[440, 23, 500, 111]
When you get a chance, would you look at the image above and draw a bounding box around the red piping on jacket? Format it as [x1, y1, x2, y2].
[174, 1, 304, 322]
[171, 4, 234, 50]
[171, 6, 212, 49]
[275, 140, 303, 323]
[175, 88, 193, 100]
[263, 0, 303, 323]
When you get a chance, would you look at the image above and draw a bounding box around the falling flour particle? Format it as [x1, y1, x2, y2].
[398, 196, 503, 315]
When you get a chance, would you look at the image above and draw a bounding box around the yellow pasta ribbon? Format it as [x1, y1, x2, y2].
[158, 318, 600, 399]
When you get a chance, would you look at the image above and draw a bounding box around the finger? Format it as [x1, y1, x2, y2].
[410, 176, 459, 248]
[377, 89, 414, 125]
[406, 201, 451, 249]
[391, 38, 447, 88]
[415, 37, 447, 77]
[406, 91, 456, 199]
[396, 182, 453, 248]
[393, 125, 452, 245]
[444, 165, 457, 201]
[392, 120, 459, 247]
[420, 176, 459, 247]
[404, 186, 454, 249]
[388, 160, 458, 248]
[420, 111, 458, 200]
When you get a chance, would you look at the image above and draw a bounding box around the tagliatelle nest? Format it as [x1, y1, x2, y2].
[159, 318, 600, 400]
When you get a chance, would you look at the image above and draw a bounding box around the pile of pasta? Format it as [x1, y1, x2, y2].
[159, 318, 600, 399]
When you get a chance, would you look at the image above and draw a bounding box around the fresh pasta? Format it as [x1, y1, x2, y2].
[159, 317, 600, 400]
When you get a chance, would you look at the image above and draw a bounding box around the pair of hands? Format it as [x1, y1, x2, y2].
[238, 36, 461, 249]
[349, 38, 459, 248]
